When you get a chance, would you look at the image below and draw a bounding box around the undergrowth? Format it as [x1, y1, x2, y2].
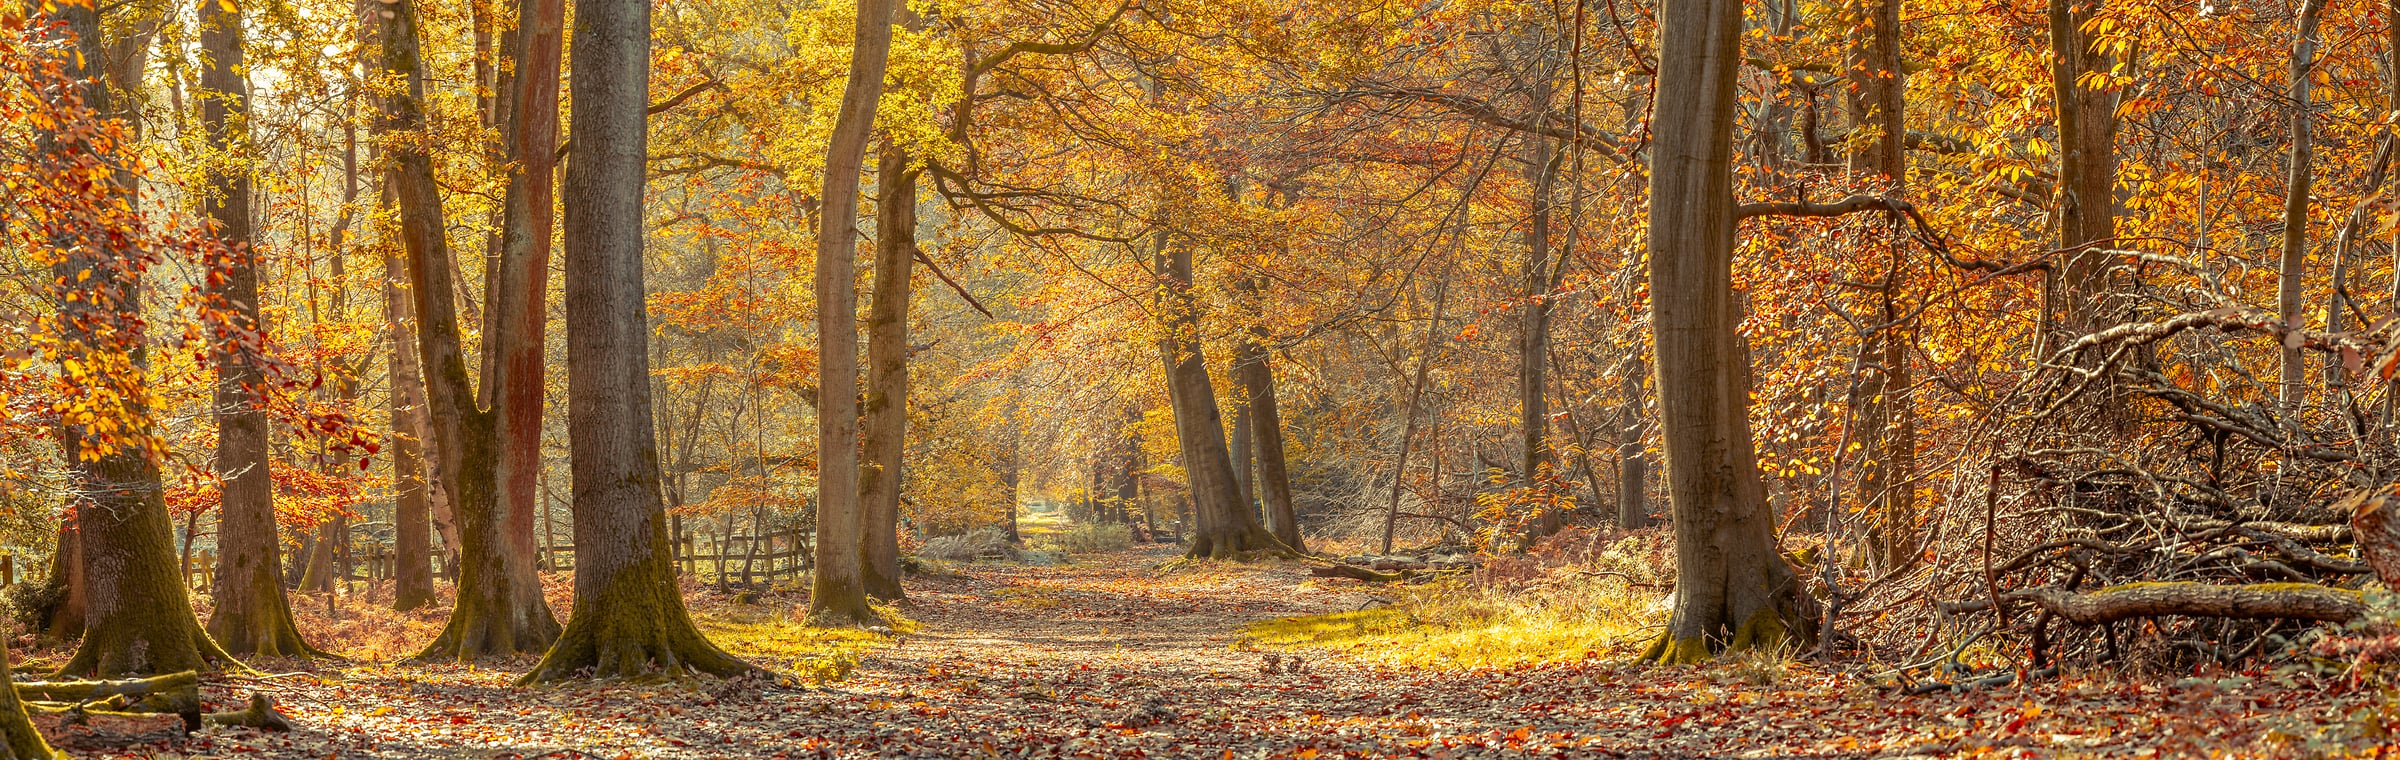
[1243, 528, 1673, 668]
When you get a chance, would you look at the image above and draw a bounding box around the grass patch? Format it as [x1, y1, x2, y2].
[1242, 576, 1664, 669]
[694, 602, 915, 683]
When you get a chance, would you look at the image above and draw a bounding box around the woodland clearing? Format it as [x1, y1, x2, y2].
[18, 543, 2392, 759]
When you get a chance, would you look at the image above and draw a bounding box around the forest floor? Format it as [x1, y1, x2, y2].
[46, 543, 2400, 758]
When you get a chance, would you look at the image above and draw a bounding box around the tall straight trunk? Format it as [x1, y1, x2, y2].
[860, 141, 917, 602]
[1117, 425, 1141, 528]
[1843, 3, 1916, 572]
[1639, 0, 1815, 665]
[809, 0, 896, 626]
[1004, 389, 1024, 543]
[2279, 0, 2330, 409]
[376, 0, 560, 659]
[1616, 355, 1649, 529]
[387, 212, 437, 611]
[1230, 396, 1256, 517]
[525, 0, 752, 679]
[2049, 0, 2120, 331]
[1157, 234, 1282, 558]
[199, 0, 315, 657]
[1519, 135, 1562, 485]
[1234, 325, 1304, 552]
[1842, 0, 1904, 177]
[51, 5, 230, 677]
[486, 0, 567, 594]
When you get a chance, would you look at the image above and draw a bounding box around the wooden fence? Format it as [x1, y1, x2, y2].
[174, 529, 815, 593]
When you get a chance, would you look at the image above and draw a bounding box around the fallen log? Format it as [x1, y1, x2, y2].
[1311, 564, 1408, 583]
[1941, 583, 2362, 624]
[14, 671, 200, 717]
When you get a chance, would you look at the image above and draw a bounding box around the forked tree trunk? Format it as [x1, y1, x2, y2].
[376, 0, 560, 659]
[485, 0, 567, 596]
[860, 142, 917, 602]
[1639, 0, 1816, 665]
[198, 0, 314, 658]
[1844, 0, 1917, 573]
[808, 0, 896, 626]
[50, 1, 233, 679]
[524, 0, 754, 679]
[1156, 235, 1283, 559]
[1234, 329, 1304, 552]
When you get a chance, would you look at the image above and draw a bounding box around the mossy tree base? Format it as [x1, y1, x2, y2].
[0, 644, 59, 760]
[521, 552, 755, 683]
[412, 592, 561, 663]
[1637, 607, 1803, 665]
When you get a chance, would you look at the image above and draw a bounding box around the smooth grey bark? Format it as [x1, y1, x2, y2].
[810, 0, 896, 626]
[860, 141, 917, 602]
[385, 204, 437, 611]
[1639, 0, 1815, 664]
[524, 0, 752, 680]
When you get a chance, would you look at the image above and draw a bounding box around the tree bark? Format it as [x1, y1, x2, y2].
[2278, 0, 2329, 410]
[1156, 235, 1283, 559]
[386, 213, 437, 612]
[0, 640, 60, 759]
[1234, 328, 1304, 553]
[376, 0, 560, 659]
[46, 1, 232, 679]
[198, 0, 314, 658]
[809, 0, 896, 626]
[1639, 0, 1816, 664]
[2049, 0, 2120, 331]
[1616, 354, 1649, 530]
[860, 141, 917, 602]
[485, 0, 567, 596]
[1844, 0, 1916, 572]
[524, 0, 754, 679]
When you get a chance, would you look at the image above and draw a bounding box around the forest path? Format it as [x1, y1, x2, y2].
[163, 543, 2377, 758]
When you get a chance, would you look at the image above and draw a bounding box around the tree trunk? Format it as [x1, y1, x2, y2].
[376, 0, 560, 660]
[808, 0, 895, 626]
[1844, 0, 1916, 572]
[1157, 235, 1283, 559]
[485, 0, 567, 602]
[198, 0, 314, 658]
[2278, 0, 2330, 410]
[1616, 355, 1649, 530]
[2049, 0, 2120, 331]
[43, 525, 84, 642]
[1235, 326, 1304, 552]
[48, 2, 231, 679]
[0, 640, 58, 759]
[524, 0, 754, 677]
[1230, 395, 1256, 518]
[386, 220, 437, 612]
[1639, 0, 1816, 664]
[1519, 136, 1562, 487]
[297, 523, 335, 593]
[859, 141, 917, 602]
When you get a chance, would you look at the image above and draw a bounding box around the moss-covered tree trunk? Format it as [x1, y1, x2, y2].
[376, 0, 559, 660]
[859, 141, 917, 603]
[1154, 235, 1283, 559]
[1639, 0, 1815, 665]
[197, 0, 315, 659]
[807, 0, 896, 627]
[0, 642, 59, 759]
[49, 0, 235, 680]
[524, 0, 755, 680]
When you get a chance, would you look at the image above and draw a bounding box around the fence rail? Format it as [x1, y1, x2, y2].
[167, 529, 816, 593]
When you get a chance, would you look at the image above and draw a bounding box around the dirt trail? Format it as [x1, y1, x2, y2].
[145, 544, 2385, 758]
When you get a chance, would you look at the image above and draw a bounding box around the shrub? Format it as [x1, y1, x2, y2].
[1056, 523, 1132, 554]
[918, 527, 1019, 563]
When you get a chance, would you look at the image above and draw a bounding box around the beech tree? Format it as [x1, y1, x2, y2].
[1639, 0, 1816, 664]
[810, 0, 896, 626]
[860, 141, 919, 602]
